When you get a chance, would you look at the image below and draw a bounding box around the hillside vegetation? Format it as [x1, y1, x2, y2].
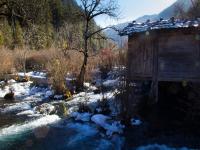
[0, 0, 105, 50]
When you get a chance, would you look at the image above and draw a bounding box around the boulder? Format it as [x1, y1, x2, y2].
[4, 90, 15, 100]
[34, 103, 55, 115]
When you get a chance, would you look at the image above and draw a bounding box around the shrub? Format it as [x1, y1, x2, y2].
[46, 49, 69, 95]
[25, 52, 49, 70]
[0, 48, 14, 80]
[78, 102, 92, 113]
[96, 96, 111, 115]
[0, 31, 4, 46]
[14, 48, 29, 73]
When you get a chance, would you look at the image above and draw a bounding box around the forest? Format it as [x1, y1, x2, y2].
[0, 0, 200, 150]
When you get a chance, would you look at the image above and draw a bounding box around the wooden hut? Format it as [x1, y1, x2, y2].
[120, 18, 200, 101]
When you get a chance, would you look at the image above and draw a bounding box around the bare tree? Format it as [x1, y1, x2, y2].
[0, 0, 49, 48]
[188, 0, 200, 18]
[76, 0, 118, 90]
[174, 2, 186, 18]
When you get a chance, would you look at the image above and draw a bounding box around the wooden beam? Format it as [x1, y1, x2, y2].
[151, 36, 159, 102]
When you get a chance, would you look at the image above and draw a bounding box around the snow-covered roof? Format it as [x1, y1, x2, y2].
[120, 18, 200, 36]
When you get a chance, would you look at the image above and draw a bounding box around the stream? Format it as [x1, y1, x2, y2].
[0, 99, 195, 150]
[0, 99, 122, 150]
[0, 76, 197, 150]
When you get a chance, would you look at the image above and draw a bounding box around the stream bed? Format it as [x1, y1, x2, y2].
[0, 99, 123, 150]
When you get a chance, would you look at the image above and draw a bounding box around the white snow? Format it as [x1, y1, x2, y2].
[16, 110, 35, 116]
[0, 80, 52, 100]
[18, 71, 47, 79]
[131, 118, 142, 126]
[45, 90, 54, 98]
[66, 122, 98, 146]
[71, 112, 92, 122]
[67, 92, 103, 112]
[121, 18, 200, 36]
[7, 79, 16, 84]
[84, 82, 90, 88]
[1, 102, 31, 113]
[91, 114, 111, 125]
[54, 95, 63, 100]
[103, 79, 119, 87]
[136, 144, 190, 150]
[0, 68, 125, 145]
[34, 103, 55, 115]
[0, 115, 60, 139]
[91, 114, 125, 136]
[84, 82, 98, 91]
[0, 81, 32, 98]
[67, 91, 116, 114]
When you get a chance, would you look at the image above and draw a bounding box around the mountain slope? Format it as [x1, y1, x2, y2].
[159, 0, 193, 18]
[104, 0, 194, 47]
[104, 23, 128, 47]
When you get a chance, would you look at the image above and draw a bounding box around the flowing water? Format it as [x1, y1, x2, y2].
[0, 99, 195, 150]
[0, 99, 121, 150]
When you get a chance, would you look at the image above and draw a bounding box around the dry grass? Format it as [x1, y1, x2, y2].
[0, 48, 14, 80]
[0, 45, 126, 93]
[46, 49, 69, 94]
[25, 51, 50, 71]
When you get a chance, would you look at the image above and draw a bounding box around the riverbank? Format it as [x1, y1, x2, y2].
[0, 68, 198, 150]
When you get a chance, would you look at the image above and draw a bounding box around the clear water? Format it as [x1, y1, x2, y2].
[0, 99, 119, 150]
[0, 99, 194, 150]
[0, 119, 119, 150]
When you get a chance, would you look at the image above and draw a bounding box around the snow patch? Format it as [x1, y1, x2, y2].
[54, 95, 63, 100]
[18, 71, 47, 79]
[136, 144, 190, 150]
[103, 79, 119, 87]
[2, 102, 31, 113]
[66, 123, 98, 146]
[71, 112, 92, 122]
[131, 118, 142, 126]
[91, 114, 125, 136]
[17, 110, 35, 116]
[0, 81, 32, 98]
[45, 90, 54, 98]
[34, 103, 55, 115]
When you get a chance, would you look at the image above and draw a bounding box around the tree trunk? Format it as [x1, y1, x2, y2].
[76, 20, 89, 91]
[77, 53, 88, 90]
[11, 8, 16, 49]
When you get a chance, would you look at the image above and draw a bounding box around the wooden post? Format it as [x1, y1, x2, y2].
[151, 37, 159, 102]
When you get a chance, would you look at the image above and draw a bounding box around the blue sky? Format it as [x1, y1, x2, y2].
[94, 0, 177, 27]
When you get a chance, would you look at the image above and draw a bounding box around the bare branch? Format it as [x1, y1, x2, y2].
[0, 2, 6, 8]
[63, 47, 85, 54]
[88, 27, 109, 38]
[76, 0, 119, 88]
[0, 12, 8, 16]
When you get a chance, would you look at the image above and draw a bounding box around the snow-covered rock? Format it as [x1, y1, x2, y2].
[136, 144, 189, 150]
[34, 103, 55, 115]
[1, 102, 32, 113]
[0, 80, 32, 98]
[91, 114, 111, 125]
[91, 114, 125, 136]
[103, 79, 119, 87]
[8, 79, 16, 84]
[18, 71, 47, 79]
[45, 90, 54, 98]
[84, 82, 90, 88]
[70, 112, 92, 122]
[17, 110, 35, 116]
[131, 118, 142, 126]
[54, 95, 63, 100]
